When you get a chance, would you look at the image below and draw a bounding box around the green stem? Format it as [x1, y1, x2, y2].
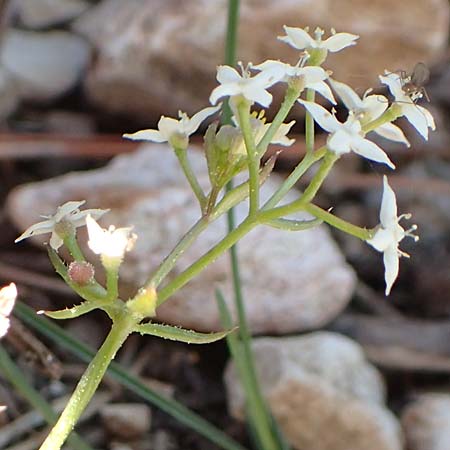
[39, 313, 137, 450]
[146, 217, 210, 289]
[305, 88, 315, 156]
[256, 82, 302, 157]
[174, 147, 206, 210]
[259, 151, 338, 222]
[304, 203, 372, 240]
[157, 217, 256, 306]
[263, 146, 326, 210]
[216, 292, 279, 450]
[103, 257, 120, 301]
[237, 102, 259, 216]
[0, 345, 93, 450]
[362, 104, 402, 134]
[64, 234, 86, 262]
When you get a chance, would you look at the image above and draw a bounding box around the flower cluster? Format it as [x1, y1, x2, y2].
[16, 26, 435, 303]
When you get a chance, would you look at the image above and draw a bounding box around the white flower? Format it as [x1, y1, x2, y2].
[253, 60, 336, 104]
[15, 201, 108, 251]
[379, 72, 435, 140]
[232, 111, 296, 147]
[279, 26, 358, 54]
[86, 215, 137, 259]
[329, 78, 409, 146]
[367, 176, 418, 295]
[0, 283, 17, 338]
[123, 105, 221, 146]
[209, 64, 283, 107]
[299, 100, 395, 168]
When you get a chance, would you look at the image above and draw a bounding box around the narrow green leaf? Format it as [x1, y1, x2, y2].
[134, 322, 236, 344]
[14, 302, 248, 450]
[43, 301, 103, 320]
[265, 217, 322, 231]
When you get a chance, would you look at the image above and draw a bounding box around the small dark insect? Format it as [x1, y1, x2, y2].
[399, 62, 430, 102]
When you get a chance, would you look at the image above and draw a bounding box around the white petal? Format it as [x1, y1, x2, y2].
[183, 105, 221, 135]
[49, 232, 64, 251]
[270, 120, 296, 146]
[374, 123, 410, 147]
[307, 81, 336, 104]
[299, 100, 340, 132]
[383, 245, 400, 295]
[329, 78, 363, 110]
[322, 33, 359, 52]
[0, 283, 17, 317]
[351, 137, 395, 169]
[54, 201, 85, 222]
[15, 219, 55, 243]
[301, 66, 328, 83]
[0, 316, 11, 338]
[380, 175, 398, 227]
[362, 95, 388, 120]
[209, 84, 240, 105]
[367, 228, 393, 252]
[327, 129, 352, 154]
[416, 105, 436, 130]
[402, 103, 430, 139]
[243, 85, 273, 107]
[216, 65, 241, 84]
[123, 129, 166, 143]
[86, 215, 106, 255]
[379, 73, 405, 99]
[278, 26, 316, 50]
[71, 208, 109, 227]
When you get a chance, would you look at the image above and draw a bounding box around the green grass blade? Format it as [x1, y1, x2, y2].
[0, 344, 94, 450]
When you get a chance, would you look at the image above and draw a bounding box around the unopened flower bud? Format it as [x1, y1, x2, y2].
[68, 261, 95, 286]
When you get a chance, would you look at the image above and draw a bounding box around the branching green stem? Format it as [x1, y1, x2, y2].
[305, 88, 315, 156]
[38, 313, 138, 450]
[174, 147, 207, 210]
[304, 203, 372, 240]
[237, 102, 259, 215]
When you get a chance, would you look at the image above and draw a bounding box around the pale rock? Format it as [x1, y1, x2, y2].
[225, 332, 403, 450]
[0, 29, 91, 101]
[401, 393, 450, 450]
[101, 403, 151, 439]
[16, 0, 91, 29]
[73, 0, 449, 121]
[7, 145, 355, 334]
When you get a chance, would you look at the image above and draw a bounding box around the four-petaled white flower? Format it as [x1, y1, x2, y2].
[329, 78, 409, 146]
[253, 60, 336, 104]
[0, 283, 17, 339]
[86, 215, 137, 260]
[279, 26, 358, 54]
[379, 72, 435, 140]
[123, 105, 221, 147]
[367, 176, 418, 295]
[209, 64, 283, 107]
[299, 100, 395, 168]
[15, 201, 108, 251]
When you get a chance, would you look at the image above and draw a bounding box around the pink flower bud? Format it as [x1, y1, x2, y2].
[68, 261, 95, 286]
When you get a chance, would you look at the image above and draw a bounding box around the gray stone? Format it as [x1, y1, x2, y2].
[0, 29, 91, 101]
[7, 144, 355, 334]
[16, 0, 90, 29]
[73, 0, 449, 121]
[402, 393, 450, 450]
[225, 332, 403, 450]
